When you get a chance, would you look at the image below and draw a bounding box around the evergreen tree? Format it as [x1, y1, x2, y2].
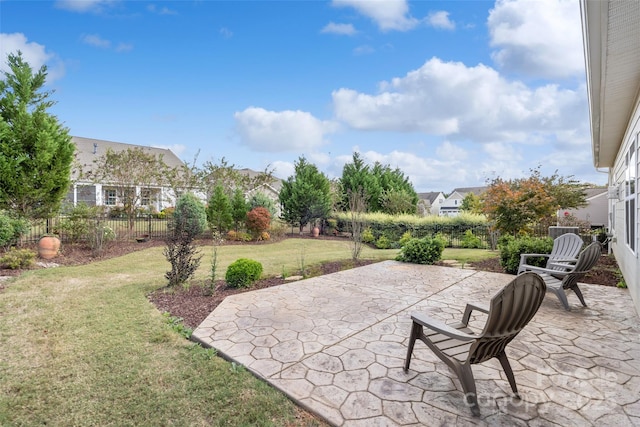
[230, 188, 248, 231]
[206, 184, 233, 233]
[279, 156, 331, 233]
[0, 51, 75, 219]
[339, 152, 379, 211]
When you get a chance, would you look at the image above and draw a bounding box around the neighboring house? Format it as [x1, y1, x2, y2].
[581, 0, 640, 315]
[238, 168, 284, 217]
[67, 136, 184, 213]
[416, 192, 445, 216]
[439, 187, 486, 217]
[559, 187, 608, 228]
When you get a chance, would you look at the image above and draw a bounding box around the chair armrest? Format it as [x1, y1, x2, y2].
[462, 303, 489, 325]
[520, 253, 551, 260]
[411, 312, 476, 341]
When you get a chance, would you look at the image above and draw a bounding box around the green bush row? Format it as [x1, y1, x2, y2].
[332, 212, 490, 248]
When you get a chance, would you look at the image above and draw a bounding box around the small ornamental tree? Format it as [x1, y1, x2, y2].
[230, 188, 248, 231]
[482, 168, 587, 235]
[206, 184, 233, 233]
[164, 193, 206, 287]
[249, 191, 277, 218]
[246, 207, 271, 240]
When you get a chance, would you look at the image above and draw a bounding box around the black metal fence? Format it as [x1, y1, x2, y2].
[21, 216, 174, 244]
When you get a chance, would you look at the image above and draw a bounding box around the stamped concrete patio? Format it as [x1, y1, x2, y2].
[192, 260, 640, 426]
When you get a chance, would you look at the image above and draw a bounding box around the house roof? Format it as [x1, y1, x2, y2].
[451, 186, 487, 196]
[238, 168, 283, 192]
[584, 187, 608, 200]
[581, 0, 640, 168]
[417, 192, 443, 204]
[72, 136, 184, 179]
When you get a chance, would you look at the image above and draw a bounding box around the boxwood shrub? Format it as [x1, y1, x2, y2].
[498, 235, 555, 274]
[225, 258, 263, 288]
[396, 236, 445, 265]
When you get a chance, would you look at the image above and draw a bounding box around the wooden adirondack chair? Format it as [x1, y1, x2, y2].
[404, 272, 546, 416]
[537, 242, 602, 310]
[517, 233, 584, 276]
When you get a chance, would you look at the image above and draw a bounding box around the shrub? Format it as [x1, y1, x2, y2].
[0, 211, 29, 249]
[249, 192, 277, 218]
[246, 207, 271, 240]
[362, 228, 375, 244]
[396, 237, 445, 265]
[55, 203, 101, 243]
[399, 231, 413, 247]
[164, 193, 207, 287]
[225, 258, 263, 288]
[375, 235, 391, 249]
[259, 231, 270, 241]
[269, 220, 287, 238]
[498, 235, 554, 274]
[0, 248, 36, 269]
[460, 229, 483, 249]
[226, 230, 238, 241]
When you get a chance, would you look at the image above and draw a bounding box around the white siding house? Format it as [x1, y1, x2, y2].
[581, 0, 640, 315]
[68, 136, 185, 212]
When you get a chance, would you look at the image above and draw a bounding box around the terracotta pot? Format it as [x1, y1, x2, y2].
[312, 226, 320, 237]
[38, 236, 61, 259]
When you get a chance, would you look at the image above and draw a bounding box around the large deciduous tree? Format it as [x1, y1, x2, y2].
[482, 168, 587, 235]
[0, 51, 75, 219]
[279, 156, 331, 233]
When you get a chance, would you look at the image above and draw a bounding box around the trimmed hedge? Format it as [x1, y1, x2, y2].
[396, 236, 446, 265]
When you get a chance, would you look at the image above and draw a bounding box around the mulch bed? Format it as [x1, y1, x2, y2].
[1, 237, 623, 329]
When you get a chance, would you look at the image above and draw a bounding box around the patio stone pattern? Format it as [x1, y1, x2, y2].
[192, 260, 640, 426]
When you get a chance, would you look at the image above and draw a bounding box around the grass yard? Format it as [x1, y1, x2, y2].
[0, 238, 498, 425]
[0, 239, 409, 426]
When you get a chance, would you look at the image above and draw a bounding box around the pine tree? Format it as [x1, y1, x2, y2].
[0, 51, 75, 219]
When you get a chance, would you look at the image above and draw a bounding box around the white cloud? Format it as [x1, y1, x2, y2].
[147, 4, 178, 15]
[234, 107, 337, 153]
[55, 0, 117, 13]
[436, 141, 467, 160]
[0, 33, 64, 82]
[81, 34, 111, 49]
[426, 11, 455, 30]
[332, 0, 418, 31]
[270, 160, 295, 180]
[488, 0, 584, 78]
[332, 57, 586, 143]
[321, 22, 357, 36]
[220, 27, 233, 39]
[81, 34, 132, 52]
[353, 45, 375, 55]
[115, 43, 133, 52]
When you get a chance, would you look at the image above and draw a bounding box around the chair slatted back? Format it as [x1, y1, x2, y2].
[468, 273, 546, 364]
[561, 242, 602, 290]
[547, 233, 584, 272]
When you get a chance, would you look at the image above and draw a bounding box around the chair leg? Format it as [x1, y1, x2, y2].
[404, 322, 421, 373]
[550, 287, 571, 311]
[455, 363, 480, 417]
[570, 285, 588, 307]
[497, 352, 519, 398]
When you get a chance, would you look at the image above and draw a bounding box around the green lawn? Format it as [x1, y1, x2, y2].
[0, 239, 496, 425]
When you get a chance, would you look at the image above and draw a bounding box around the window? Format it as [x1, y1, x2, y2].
[141, 189, 151, 206]
[105, 189, 117, 206]
[624, 135, 637, 252]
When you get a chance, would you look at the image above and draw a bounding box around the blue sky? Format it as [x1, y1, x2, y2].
[1, 0, 602, 192]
